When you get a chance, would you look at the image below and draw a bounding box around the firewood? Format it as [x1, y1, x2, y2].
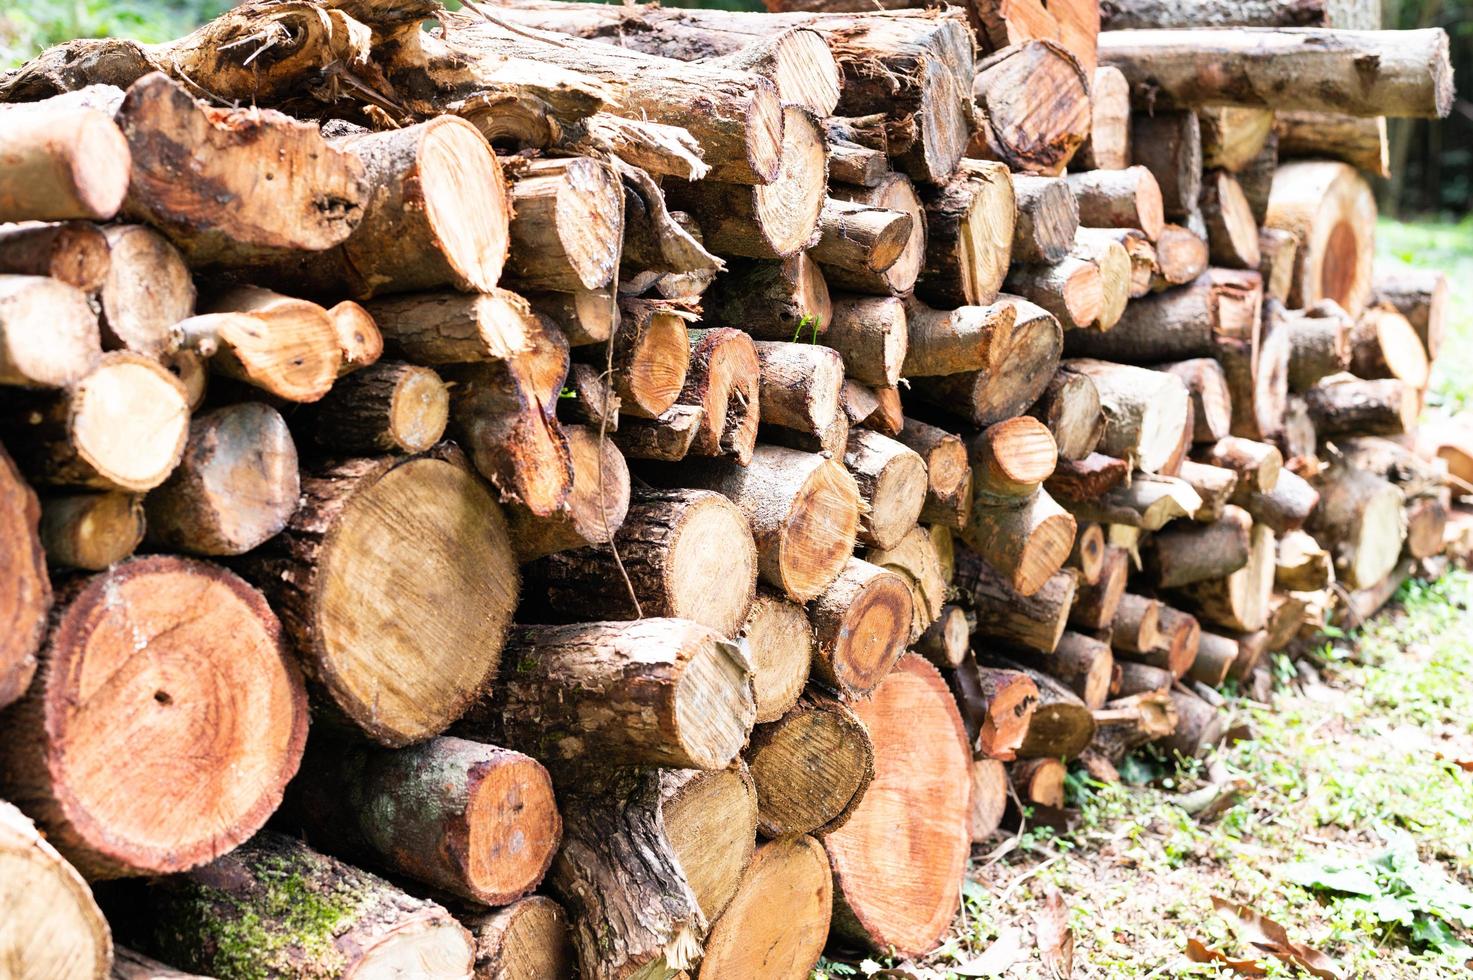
[971, 416, 1058, 503]
[1070, 545, 1128, 631]
[963, 483, 1076, 597]
[748, 693, 875, 837]
[1131, 111, 1202, 220]
[810, 556, 914, 697]
[824, 654, 970, 957]
[1279, 394, 1318, 462]
[1102, 0, 1377, 28]
[1066, 166, 1165, 241]
[240, 454, 519, 747]
[1152, 606, 1202, 679]
[2, 351, 189, 492]
[1045, 451, 1131, 502]
[1061, 359, 1191, 472]
[840, 431, 926, 549]
[828, 140, 891, 186]
[364, 288, 537, 365]
[190, 288, 341, 403]
[1305, 375, 1418, 437]
[665, 106, 827, 259]
[1069, 521, 1108, 584]
[1004, 255, 1103, 330]
[0, 98, 129, 222]
[129, 832, 473, 978]
[1034, 630, 1114, 708]
[1029, 365, 1104, 462]
[0, 557, 306, 878]
[1200, 435, 1283, 496]
[283, 734, 560, 906]
[1149, 505, 1255, 588]
[959, 550, 1077, 652]
[736, 589, 812, 723]
[1100, 27, 1453, 118]
[1161, 687, 1226, 758]
[1226, 299, 1290, 443]
[1077, 65, 1131, 170]
[970, 757, 1009, 840]
[1284, 301, 1354, 391]
[1259, 227, 1300, 303]
[1200, 169, 1261, 269]
[1172, 521, 1277, 631]
[142, 403, 298, 557]
[0, 221, 109, 291]
[1068, 268, 1261, 363]
[296, 361, 449, 456]
[559, 362, 620, 433]
[1277, 529, 1336, 591]
[662, 767, 761, 926]
[703, 254, 831, 344]
[673, 328, 760, 465]
[896, 418, 972, 528]
[505, 424, 631, 563]
[463, 897, 576, 980]
[0, 800, 112, 976]
[865, 524, 948, 641]
[915, 159, 1015, 307]
[1162, 358, 1234, 444]
[917, 604, 971, 668]
[1011, 756, 1067, 808]
[504, 156, 623, 292]
[1405, 495, 1449, 561]
[1373, 268, 1447, 361]
[1068, 473, 1203, 530]
[822, 175, 927, 295]
[949, 655, 1040, 760]
[1189, 628, 1246, 687]
[1116, 660, 1174, 696]
[990, 658, 1096, 759]
[966, 0, 1100, 71]
[1010, 174, 1080, 264]
[810, 198, 915, 281]
[91, 225, 195, 358]
[1277, 110, 1389, 177]
[1243, 467, 1320, 534]
[1151, 223, 1211, 289]
[1335, 436, 1447, 501]
[972, 41, 1091, 176]
[326, 300, 382, 376]
[1309, 462, 1407, 590]
[824, 294, 908, 386]
[751, 340, 845, 439]
[0, 443, 46, 713]
[0, 274, 101, 388]
[603, 297, 693, 419]
[1111, 592, 1162, 654]
[38, 491, 143, 571]
[527, 287, 618, 348]
[1265, 161, 1376, 315]
[1351, 306, 1430, 390]
[698, 836, 832, 980]
[1197, 105, 1275, 172]
[902, 297, 1017, 377]
[653, 445, 860, 601]
[1088, 226, 1156, 298]
[1071, 227, 1134, 330]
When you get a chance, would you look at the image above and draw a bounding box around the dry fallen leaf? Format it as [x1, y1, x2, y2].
[1035, 886, 1074, 979]
[1185, 937, 1269, 976]
[1211, 896, 1343, 979]
[951, 926, 1026, 977]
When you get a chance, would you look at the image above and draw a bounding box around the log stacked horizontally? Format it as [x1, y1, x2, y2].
[0, 1, 1460, 977]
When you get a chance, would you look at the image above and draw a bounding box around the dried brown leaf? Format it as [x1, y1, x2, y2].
[1035, 886, 1074, 978]
[1211, 896, 1343, 979]
[951, 926, 1027, 977]
[1185, 938, 1268, 976]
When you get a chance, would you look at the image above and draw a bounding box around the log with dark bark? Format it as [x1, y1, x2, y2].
[1163, 687, 1227, 758]
[284, 735, 561, 906]
[747, 693, 874, 837]
[1111, 592, 1162, 654]
[959, 552, 1077, 653]
[1309, 462, 1407, 590]
[1065, 268, 1262, 364]
[1152, 605, 1202, 679]
[1243, 467, 1320, 534]
[239, 454, 520, 747]
[1265, 160, 1377, 316]
[129, 832, 473, 979]
[1286, 301, 1354, 391]
[703, 254, 831, 344]
[824, 655, 970, 957]
[1171, 521, 1276, 632]
[1069, 544, 1128, 631]
[0, 807, 113, 980]
[0, 557, 307, 878]
[697, 836, 832, 980]
[1010, 174, 1080, 264]
[1305, 376, 1418, 437]
[1148, 505, 1254, 588]
[916, 604, 971, 668]
[0, 221, 109, 292]
[1039, 630, 1116, 708]
[1131, 111, 1201, 220]
[915, 159, 1015, 308]
[0, 96, 130, 223]
[463, 897, 576, 980]
[1044, 452, 1131, 503]
[0, 443, 49, 712]
[1100, 0, 1381, 29]
[972, 41, 1091, 176]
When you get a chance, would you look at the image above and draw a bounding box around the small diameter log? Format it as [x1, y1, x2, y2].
[1100, 0, 1375, 29]
[1277, 110, 1389, 177]
[656, 445, 859, 602]
[1093, 225, 1157, 297]
[610, 297, 693, 418]
[296, 361, 449, 456]
[1374, 268, 1447, 361]
[823, 175, 927, 296]
[0, 801, 112, 978]
[741, 589, 813, 723]
[463, 897, 576, 980]
[1188, 629, 1242, 687]
[1111, 593, 1162, 654]
[95, 225, 194, 358]
[999, 659, 1096, 760]
[483, 618, 754, 772]
[1196, 437, 1281, 504]
[365, 288, 536, 365]
[949, 656, 1040, 760]
[1277, 529, 1335, 592]
[811, 198, 914, 281]
[525, 486, 756, 637]
[1280, 395, 1318, 462]
[1172, 522, 1277, 632]
[962, 486, 1076, 598]
[1116, 662, 1174, 696]
[678, 328, 761, 464]
[665, 105, 827, 259]
[896, 418, 971, 529]
[824, 655, 970, 957]
[1098, 27, 1454, 118]
[0, 444, 47, 711]
[1066, 267, 1262, 362]
[1070, 228, 1133, 330]
[1069, 545, 1128, 630]
[0, 221, 110, 291]
[505, 423, 631, 562]
[1061, 471, 1200, 529]
[902, 298, 1017, 377]
[1199, 106, 1276, 172]
[809, 557, 914, 698]
[1010, 174, 1080, 264]
[0, 274, 101, 388]
[844, 430, 928, 550]
[1227, 306, 1289, 444]
[2, 351, 189, 493]
[1061, 359, 1191, 472]
[701, 254, 831, 342]
[958, 553, 1077, 653]
[328, 300, 383, 376]
[1069, 521, 1107, 584]
[1406, 496, 1448, 561]
[697, 836, 832, 980]
[865, 525, 948, 642]
[1265, 161, 1377, 316]
[0, 557, 307, 878]
[908, 295, 1064, 427]
[1305, 376, 1418, 437]
[527, 287, 618, 348]
[1131, 111, 1201, 220]
[1309, 463, 1407, 590]
[559, 362, 620, 433]
[1200, 169, 1261, 269]
[505, 157, 623, 292]
[970, 758, 1009, 841]
[972, 40, 1091, 176]
[914, 158, 1015, 308]
[1243, 467, 1320, 534]
[39, 491, 144, 571]
[1144, 606, 1201, 678]
[824, 295, 908, 387]
[1148, 505, 1255, 588]
[192, 289, 341, 403]
[1004, 255, 1103, 330]
[1065, 166, 1165, 240]
[970, 416, 1059, 503]
[1151, 223, 1211, 289]
[1163, 688, 1227, 759]
[1040, 630, 1115, 708]
[747, 693, 875, 838]
[1077, 65, 1132, 170]
[285, 736, 560, 906]
[1163, 358, 1233, 444]
[142, 403, 298, 557]
[916, 604, 971, 669]
[1287, 301, 1354, 391]
[240, 455, 519, 747]
[1351, 306, 1430, 390]
[131, 832, 473, 979]
[1259, 227, 1300, 303]
[1011, 757, 1067, 808]
[0, 99, 129, 222]
[1029, 365, 1104, 461]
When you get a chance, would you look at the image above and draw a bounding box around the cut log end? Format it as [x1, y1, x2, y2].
[778, 455, 863, 602]
[0, 801, 112, 979]
[413, 115, 512, 293]
[697, 835, 832, 980]
[749, 695, 874, 839]
[812, 557, 914, 698]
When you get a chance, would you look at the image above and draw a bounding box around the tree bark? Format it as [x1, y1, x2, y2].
[948, 655, 1041, 760]
[962, 487, 1077, 597]
[1243, 467, 1320, 534]
[1066, 166, 1165, 240]
[1067, 268, 1262, 363]
[916, 603, 972, 668]
[1151, 605, 1202, 679]
[1029, 365, 1105, 461]
[902, 298, 1017, 377]
[296, 361, 449, 456]
[1277, 528, 1335, 591]
[991, 659, 1096, 760]
[1111, 592, 1163, 654]
[1171, 522, 1277, 631]
[1131, 111, 1201, 220]
[810, 556, 914, 698]
[1309, 462, 1407, 590]
[1286, 301, 1354, 391]
[701, 254, 831, 343]
[463, 896, 576, 980]
[1044, 451, 1130, 502]
[972, 41, 1092, 176]
[824, 295, 908, 387]
[1163, 687, 1227, 758]
[1163, 357, 1234, 444]
[527, 287, 618, 348]
[1010, 174, 1080, 264]
[193, 286, 342, 403]
[0, 221, 109, 291]
[747, 693, 875, 837]
[1277, 110, 1389, 177]
[1149, 505, 1254, 587]
[1060, 359, 1191, 472]
[915, 159, 1015, 308]
[1004, 255, 1103, 330]
[503, 156, 623, 292]
[958, 553, 1077, 653]
[1305, 375, 1418, 437]
[1101, 0, 1379, 29]
[677, 328, 761, 465]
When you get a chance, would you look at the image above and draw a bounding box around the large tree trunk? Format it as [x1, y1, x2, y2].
[747, 693, 875, 837]
[239, 455, 520, 747]
[0, 557, 307, 878]
[0, 800, 111, 978]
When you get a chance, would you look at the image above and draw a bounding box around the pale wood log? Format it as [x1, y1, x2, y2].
[1150, 605, 1202, 679]
[192, 287, 342, 402]
[1151, 223, 1211, 290]
[1172, 522, 1277, 631]
[1010, 174, 1079, 264]
[810, 198, 914, 280]
[1179, 459, 1240, 521]
[505, 423, 631, 563]
[0, 274, 100, 389]
[969, 758, 1009, 841]
[1131, 111, 1201, 220]
[1060, 359, 1190, 472]
[1373, 268, 1447, 361]
[1200, 169, 1261, 269]
[1277, 110, 1389, 177]
[896, 418, 972, 529]
[909, 297, 1064, 426]
[1038, 630, 1116, 708]
[916, 603, 971, 668]
[0, 221, 109, 291]
[1351, 305, 1430, 390]
[1286, 300, 1354, 391]
[463, 897, 575, 980]
[697, 836, 832, 980]
[607, 297, 693, 419]
[39, 491, 143, 571]
[1220, 296, 1290, 442]
[559, 363, 620, 433]
[970, 415, 1059, 505]
[504, 156, 623, 292]
[915, 159, 1015, 308]
[676, 328, 761, 465]
[824, 294, 908, 386]
[1265, 160, 1377, 316]
[1068, 544, 1127, 630]
[1239, 129, 1280, 227]
[297, 361, 449, 456]
[740, 588, 814, 723]
[962, 485, 1076, 597]
[810, 556, 913, 697]
[1111, 592, 1162, 654]
[1066, 166, 1165, 240]
[0, 99, 129, 222]
[1277, 528, 1335, 591]
[1243, 467, 1320, 534]
[1198, 106, 1276, 172]
[1028, 365, 1104, 461]
[902, 298, 1017, 377]
[747, 693, 874, 837]
[1010, 757, 1066, 808]
[1163, 357, 1234, 444]
[1090, 226, 1157, 298]
[1070, 227, 1133, 331]
[1309, 462, 1407, 589]
[972, 41, 1091, 176]
[0, 442, 48, 712]
[864, 524, 949, 642]
[1077, 65, 1131, 170]
[822, 175, 927, 295]
[1405, 494, 1448, 561]
[1066, 268, 1262, 363]
[327, 301, 382, 376]
[1068, 521, 1108, 584]
[753, 340, 846, 438]
[1004, 255, 1103, 330]
[365, 288, 535, 365]
[1199, 435, 1283, 496]
[527, 287, 618, 348]
[1259, 227, 1300, 303]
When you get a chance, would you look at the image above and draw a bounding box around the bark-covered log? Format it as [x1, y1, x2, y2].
[528, 287, 618, 348]
[1351, 306, 1430, 390]
[463, 896, 576, 980]
[297, 361, 449, 456]
[1044, 451, 1130, 503]
[0, 274, 100, 389]
[1171, 521, 1276, 632]
[741, 588, 814, 723]
[129, 832, 473, 979]
[0, 443, 47, 711]
[284, 735, 561, 906]
[1199, 435, 1283, 496]
[1149, 505, 1254, 588]
[810, 556, 914, 697]
[1101, 0, 1380, 29]
[1064, 472, 1202, 530]
[1163, 687, 1227, 758]
[993, 659, 1096, 760]
[1065, 268, 1262, 363]
[1265, 160, 1377, 316]
[1004, 255, 1103, 330]
[948, 655, 1040, 760]
[970, 415, 1059, 504]
[1199, 106, 1276, 172]
[1277, 528, 1336, 591]
[559, 362, 621, 433]
[0, 557, 307, 878]
[1069, 544, 1128, 630]
[0, 97, 130, 223]
[1277, 110, 1389, 177]
[811, 198, 915, 282]
[1066, 166, 1165, 240]
[747, 693, 875, 837]
[1259, 226, 1300, 303]
[702, 254, 831, 344]
[327, 300, 383, 376]
[1010, 174, 1080, 264]
[1309, 462, 1407, 590]
[896, 418, 972, 529]
[1200, 169, 1261, 269]
[1010, 757, 1067, 807]
[1373, 268, 1447, 361]
[915, 159, 1015, 308]
[505, 423, 630, 562]
[1092, 226, 1157, 298]
[364, 288, 536, 366]
[1151, 605, 1202, 679]
[1028, 365, 1104, 462]
[0, 221, 109, 291]
[239, 454, 519, 747]
[1162, 357, 1233, 444]
[902, 298, 1018, 378]
[660, 767, 760, 925]
[1077, 65, 1131, 170]
[192, 287, 342, 403]
[1131, 111, 1201, 220]
[38, 491, 143, 571]
[824, 655, 970, 957]
[822, 175, 927, 296]
[916, 603, 971, 668]
[1035, 630, 1115, 708]
[972, 41, 1092, 176]
[1061, 359, 1191, 472]
[697, 836, 832, 980]
[1243, 467, 1320, 534]
[504, 156, 622, 292]
[1305, 375, 1418, 437]
[1286, 301, 1354, 392]
[962, 486, 1076, 597]
[677, 328, 761, 465]
[1111, 592, 1162, 654]
[90, 225, 192, 359]
[824, 294, 908, 387]
[959, 553, 1077, 653]
[1151, 223, 1211, 289]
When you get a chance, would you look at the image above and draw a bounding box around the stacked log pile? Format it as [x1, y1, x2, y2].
[0, 1, 1459, 977]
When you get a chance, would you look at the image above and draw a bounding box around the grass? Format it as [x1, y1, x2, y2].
[0, 0, 235, 68]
